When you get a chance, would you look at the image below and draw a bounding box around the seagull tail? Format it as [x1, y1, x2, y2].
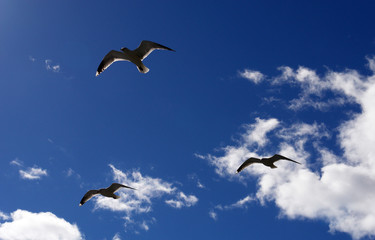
[137, 65, 149, 74]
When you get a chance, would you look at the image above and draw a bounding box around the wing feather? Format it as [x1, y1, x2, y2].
[271, 154, 301, 164]
[79, 190, 99, 206]
[134, 40, 175, 60]
[236, 157, 262, 173]
[96, 50, 130, 76]
[106, 183, 136, 193]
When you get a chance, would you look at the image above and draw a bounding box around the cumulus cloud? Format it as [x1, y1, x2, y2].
[0, 209, 83, 240]
[239, 69, 265, 84]
[242, 117, 279, 147]
[45, 59, 60, 72]
[19, 167, 48, 180]
[93, 164, 198, 231]
[206, 57, 375, 239]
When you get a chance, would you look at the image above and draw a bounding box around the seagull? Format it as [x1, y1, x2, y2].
[236, 154, 301, 173]
[79, 183, 135, 206]
[95, 40, 175, 76]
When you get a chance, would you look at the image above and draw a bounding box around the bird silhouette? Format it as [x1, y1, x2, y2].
[96, 40, 175, 76]
[236, 154, 300, 173]
[79, 183, 135, 206]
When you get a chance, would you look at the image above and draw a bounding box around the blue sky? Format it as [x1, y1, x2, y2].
[1, 0, 375, 239]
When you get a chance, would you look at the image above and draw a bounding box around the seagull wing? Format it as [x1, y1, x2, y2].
[79, 190, 100, 206]
[236, 157, 262, 173]
[270, 154, 301, 165]
[106, 183, 136, 193]
[134, 40, 175, 60]
[96, 50, 130, 76]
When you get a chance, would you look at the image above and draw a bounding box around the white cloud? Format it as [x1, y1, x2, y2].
[165, 192, 198, 208]
[28, 56, 36, 62]
[93, 164, 198, 231]
[206, 57, 375, 239]
[211, 195, 254, 220]
[196, 180, 205, 189]
[243, 117, 279, 147]
[193, 153, 206, 160]
[187, 173, 205, 189]
[19, 167, 48, 180]
[0, 212, 9, 221]
[248, 65, 364, 110]
[239, 69, 265, 84]
[9, 159, 22, 167]
[0, 209, 83, 240]
[216, 195, 254, 211]
[140, 221, 149, 231]
[112, 233, 121, 240]
[208, 210, 217, 221]
[65, 168, 80, 179]
[45, 59, 60, 73]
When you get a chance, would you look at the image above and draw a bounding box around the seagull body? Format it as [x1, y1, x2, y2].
[96, 40, 175, 76]
[79, 183, 135, 206]
[236, 154, 301, 173]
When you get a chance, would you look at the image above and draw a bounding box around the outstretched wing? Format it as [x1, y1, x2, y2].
[106, 183, 136, 193]
[270, 154, 301, 165]
[236, 157, 262, 173]
[79, 190, 100, 206]
[96, 50, 130, 76]
[133, 40, 175, 60]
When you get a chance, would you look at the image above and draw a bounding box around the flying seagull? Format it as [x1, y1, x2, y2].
[236, 154, 301, 173]
[96, 40, 175, 76]
[79, 183, 135, 206]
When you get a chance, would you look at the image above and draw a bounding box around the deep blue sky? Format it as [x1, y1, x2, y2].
[1, 1, 375, 239]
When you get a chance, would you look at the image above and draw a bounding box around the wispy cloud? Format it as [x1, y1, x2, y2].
[188, 173, 205, 189]
[112, 233, 121, 240]
[239, 62, 370, 110]
[206, 57, 375, 239]
[10, 159, 48, 180]
[211, 195, 255, 220]
[0, 209, 83, 240]
[239, 69, 265, 84]
[165, 192, 198, 208]
[9, 158, 23, 167]
[208, 210, 218, 221]
[93, 164, 198, 232]
[64, 168, 81, 179]
[0, 212, 9, 221]
[216, 195, 254, 210]
[19, 167, 48, 180]
[28, 55, 36, 62]
[45, 59, 60, 73]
